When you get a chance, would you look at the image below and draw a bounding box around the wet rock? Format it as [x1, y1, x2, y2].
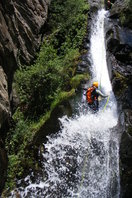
[81, 54, 91, 64]
[0, 66, 10, 129]
[0, 139, 7, 194]
[120, 118, 132, 197]
[115, 50, 131, 64]
[109, 0, 132, 29]
[88, 0, 102, 12]
[77, 54, 91, 74]
[105, 1, 132, 196]
[78, 61, 89, 69]
[107, 38, 120, 53]
[31, 101, 72, 146]
[109, 0, 126, 18]
[106, 25, 132, 64]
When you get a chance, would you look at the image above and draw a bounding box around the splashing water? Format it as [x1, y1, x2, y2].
[10, 9, 120, 198]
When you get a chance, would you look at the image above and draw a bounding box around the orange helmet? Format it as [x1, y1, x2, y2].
[93, 81, 98, 88]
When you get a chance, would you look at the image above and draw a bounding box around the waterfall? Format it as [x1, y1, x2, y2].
[10, 9, 120, 198]
[90, 10, 112, 93]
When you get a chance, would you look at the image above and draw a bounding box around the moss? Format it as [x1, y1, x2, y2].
[51, 89, 75, 110]
[28, 89, 76, 136]
[70, 73, 89, 88]
[113, 71, 128, 96]
[114, 71, 126, 80]
[120, 13, 126, 25]
[127, 126, 132, 136]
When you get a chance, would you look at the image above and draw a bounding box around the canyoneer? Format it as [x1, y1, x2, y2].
[86, 82, 108, 112]
[107, 0, 113, 9]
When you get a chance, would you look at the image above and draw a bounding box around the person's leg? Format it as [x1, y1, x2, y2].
[93, 100, 98, 112]
[88, 103, 94, 113]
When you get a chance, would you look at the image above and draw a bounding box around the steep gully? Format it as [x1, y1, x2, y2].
[10, 9, 121, 198]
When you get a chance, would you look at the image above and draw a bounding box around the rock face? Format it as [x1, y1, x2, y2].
[0, 0, 50, 91]
[0, 0, 50, 194]
[105, 0, 132, 197]
[0, 139, 7, 194]
[88, 0, 102, 12]
[0, 67, 10, 128]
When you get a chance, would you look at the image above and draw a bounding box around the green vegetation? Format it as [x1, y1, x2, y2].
[15, 44, 79, 117]
[5, 0, 90, 192]
[113, 71, 128, 96]
[128, 126, 132, 136]
[15, 0, 89, 118]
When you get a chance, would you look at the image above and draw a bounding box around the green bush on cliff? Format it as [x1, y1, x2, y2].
[15, 41, 63, 116]
[48, 0, 89, 53]
[15, 46, 80, 117]
[15, 0, 89, 118]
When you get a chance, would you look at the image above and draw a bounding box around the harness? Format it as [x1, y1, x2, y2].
[86, 87, 97, 104]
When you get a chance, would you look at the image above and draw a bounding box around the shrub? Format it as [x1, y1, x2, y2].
[15, 0, 89, 118]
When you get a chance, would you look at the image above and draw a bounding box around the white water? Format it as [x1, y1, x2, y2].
[90, 10, 112, 93]
[10, 9, 120, 198]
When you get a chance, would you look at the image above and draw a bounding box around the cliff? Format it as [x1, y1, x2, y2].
[0, 0, 50, 193]
[105, 0, 132, 197]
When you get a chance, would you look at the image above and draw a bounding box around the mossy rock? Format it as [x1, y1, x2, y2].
[127, 126, 132, 136]
[113, 71, 128, 96]
[70, 73, 89, 89]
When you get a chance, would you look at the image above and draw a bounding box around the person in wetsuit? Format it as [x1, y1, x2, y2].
[86, 82, 108, 112]
[106, 0, 113, 10]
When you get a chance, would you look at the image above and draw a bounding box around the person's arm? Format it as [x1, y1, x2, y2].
[96, 89, 108, 98]
[83, 88, 88, 96]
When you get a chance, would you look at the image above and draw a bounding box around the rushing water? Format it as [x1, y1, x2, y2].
[10, 9, 120, 198]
